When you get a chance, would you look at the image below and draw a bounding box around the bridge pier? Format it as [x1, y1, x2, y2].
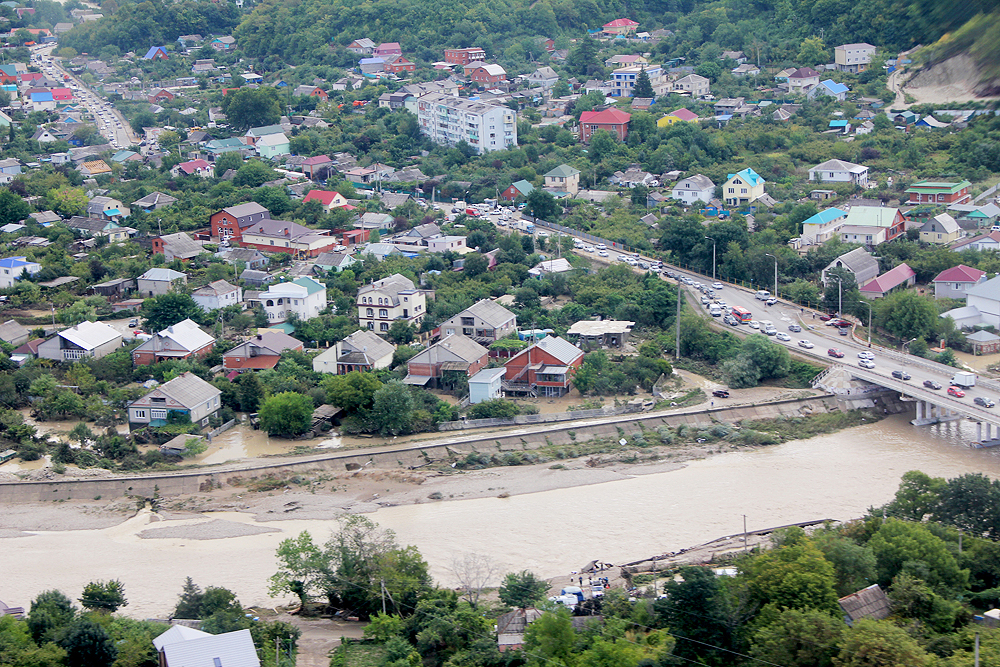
[911, 400, 963, 426]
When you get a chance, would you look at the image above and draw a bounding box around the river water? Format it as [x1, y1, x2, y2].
[3, 413, 1000, 618]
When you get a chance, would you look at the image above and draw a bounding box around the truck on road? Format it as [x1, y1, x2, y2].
[951, 371, 976, 388]
[515, 220, 535, 234]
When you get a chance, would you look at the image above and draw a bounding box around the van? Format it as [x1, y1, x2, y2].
[756, 290, 771, 301]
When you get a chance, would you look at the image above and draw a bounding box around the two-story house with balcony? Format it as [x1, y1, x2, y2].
[312, 329, 395, 374]
[905, 180, 972, 205]
[210, 202, 271, 243]
[502, 336, 584, 397]
[132, 318, 215, 366]
[440, 300, 517, 344]
[723, 168, 766, 206]
[38, 320, 122, 362]
[127, 372, 221, 430]
[257, 276, 327, 323]
[404, 334, 488, 387]
[543, 165, 580, 196]
[357, 273, 427, 334]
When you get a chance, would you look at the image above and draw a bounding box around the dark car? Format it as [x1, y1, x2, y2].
[712, 389, 730, 398]
[891, 370, 912, 381]
[827, 348, 845, 358]
[975, 396, 996, 408]
[724, 315, 739, 326]
[923, 380, 942, 390]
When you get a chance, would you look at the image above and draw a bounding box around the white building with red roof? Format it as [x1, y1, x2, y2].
[303, 189, 349, 212]
[171, 159, 212, 178]
[859, 263, 916, 298]
[603, 18, 639, 35]
[933, 265, 987, 300]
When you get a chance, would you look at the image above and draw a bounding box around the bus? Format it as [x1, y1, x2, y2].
[731, 306, 752, 323]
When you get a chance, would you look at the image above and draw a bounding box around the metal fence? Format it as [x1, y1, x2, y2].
[206, 419, 236, 442]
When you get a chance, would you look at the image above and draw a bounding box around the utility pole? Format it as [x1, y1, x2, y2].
[765, 253, 777, 297]
[675, 285, 681, 360]
[705, 236, 716, 281]
[743, 514, 748, 553]
[381, 578, 387, 615]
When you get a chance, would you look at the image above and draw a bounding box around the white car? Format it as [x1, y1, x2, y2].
[596, 243, 607, 250]
[857, 351, 874, 360]
[797, 340, 814, 349]
[859, 359, 876, 369]
[748, 321, 760, 329]
[712, 282, 723, 290]
[583, 245, 595, 252]
[598, 250, 609, 257]
[775, 332, 792, 341]
[537, 231, 548, 237]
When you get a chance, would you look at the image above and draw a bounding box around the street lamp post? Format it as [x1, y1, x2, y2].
[705, 236, 716, 282]
[830, 274, 843, 317]
[865, 300, 873, 348]
[765, 253, 777, 297]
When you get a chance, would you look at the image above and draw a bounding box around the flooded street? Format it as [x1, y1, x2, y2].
[3, 413, 1000, 618]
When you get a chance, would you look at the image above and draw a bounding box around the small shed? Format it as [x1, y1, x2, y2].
[468, 367, 506, 404]
[838, 584, 891, 626]
[566, 320, 635, 349]
[967, 330, 1000, 355]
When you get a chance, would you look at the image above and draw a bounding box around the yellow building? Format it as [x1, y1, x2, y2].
[722, 168, 766, 206]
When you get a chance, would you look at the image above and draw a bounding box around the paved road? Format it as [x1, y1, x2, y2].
[33, 44, 137, 148]
[484, 210, 1000, 428]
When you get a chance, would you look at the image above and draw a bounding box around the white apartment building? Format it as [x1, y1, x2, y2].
[357, 273, 427, 333]
[415, 93, 516, 154]
[835, 43, 877, 73]
[257, 276, 327, 324]
[611, 65, 669, 97]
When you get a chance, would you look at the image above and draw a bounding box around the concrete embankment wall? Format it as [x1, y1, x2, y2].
[0, 394, 887, 504]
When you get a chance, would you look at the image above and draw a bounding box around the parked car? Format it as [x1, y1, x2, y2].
[891, 370, 912, 381]
[974, 396, 996, 408]
[819, 314, 833, 321]
[858, 359, 875, 369]
[128, 318, 138, 328]
[923, 380, 942, 390]
[712, 389, 730, 398]
[948, 385, 966, 398]
[827, 348, 844, 358]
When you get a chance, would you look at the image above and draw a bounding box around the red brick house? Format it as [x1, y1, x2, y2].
[301, 155, 333, 179]
[223, 331, 303, 373]
[210, 202, 271, 243]
[374, 42, 401, 57]
[148, 88, 174, 103]
[466, 64, 507, 84]
[445, 47, 486, 66]
[404, 334, 488, 387]
[503, 336, 584, 397]
[579, 108, 631, 143]
[384, 55, 416, 73]
[904, 180, 972, 205]
[132, 319, 215, 366]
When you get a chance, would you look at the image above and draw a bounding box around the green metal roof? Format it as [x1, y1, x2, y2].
[904, 180, 972, 194]
[292, 276, 326, 295]
[544, 164, 580, 178]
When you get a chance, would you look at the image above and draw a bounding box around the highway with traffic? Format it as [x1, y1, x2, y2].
[481, 206, 1000, 431]
[31, 43, 137, 148]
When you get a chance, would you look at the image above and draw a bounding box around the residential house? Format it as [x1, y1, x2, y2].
[822, 247, 879, 286]
[611, 64, 666, 97]
[444, 47, 486, 66]
[131, 192, 177, 211]
[468, 367, 506, 404]
[797, 207, 849, 246]
[722, 168, 766, 206]
[217, 247, 269, 270]
[91, 277, 135, 300]
[31, 129, 57, 143]
[239, 218, 337, 258]
[210, 36, 235, 50]
[905, 180, 972, 205]
[148, 88, 174, 103]
[258, 276, 328, 323]
[657, 107, 699, 127]
[313, 251, 357, 273]
[528, 258, 573, 277]
[731, 63, 761, 76]
[0, 319, 29, 346]
[502, 335, 584, 397]
[38, 320, 122, 362]
[128, 371, 222, 429]
[384, 55, 416, 73]
[673, 73, 710, 97]
[379, 191, 412, 210]
[440, 299, 517, 344]
[356, 212, 394, 230]
[359, 57, 385, 74]
[137, 267, 187, 296]
[543, 164, 581, 196]
[241, 269, 274, 287]
[671, 174, 715, 205]
[526, 66, 559, 88]
[404, 334, 488, 387]
[152, 232, 202, 261]
[604, 54, 648, 68]
[357, 273, 427, 333]
[300, 155, 333, 179]
[0, 256, 40, 288]
[500, 179, 534, 201]
[859, 263, 916, 298]
[953, 275, 1000, 329]
[466, 64, 508, 85]
[787, 67, 821, 94]
[256, 133, 290, 159]
[242, 125, 285, 147]
[171, 159, 213, 178]
[223, 330, 303, 372]
[210, 202, 271, 243]
[293, 85, 328, 100]
[578, 108, 631, 143]
[29, 91, 55, 111]
[835, 43, 877, 73]
[602, 18, 639, 36]
[312, 329, 394, 374]
[809, 79, 850, 101]
[192, 280, 242, 312]
[808, 159, 869, 186]
[303, 190, 349, 212]
[374, 42, 401, 57]
[395, 223, 441, 247]
[721, 50, 747, 63]
[347, 38, 376, 55]
[919, 213, 962, 244]
[86, 196, 127, 221]
[838, 206, 906, 244]
[132, 318, 214, 365]
[953, 230, 1000, 252]
[932, 265, 986, 300]
[415, 93, 517, 153]
[0, 158, 21, 184]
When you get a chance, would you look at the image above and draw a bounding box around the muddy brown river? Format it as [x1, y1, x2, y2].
[3, 413, 1000, 618]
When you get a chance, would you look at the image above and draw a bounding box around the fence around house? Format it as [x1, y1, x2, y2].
[205, 419, 237, 442]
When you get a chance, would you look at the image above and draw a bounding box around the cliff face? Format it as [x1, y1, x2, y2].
[905, 53, 1000, 103]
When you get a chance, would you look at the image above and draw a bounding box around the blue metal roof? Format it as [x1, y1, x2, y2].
[30, 92, 53, 102]
[820, 79, 849, 94]
[802, 208, 847, 226]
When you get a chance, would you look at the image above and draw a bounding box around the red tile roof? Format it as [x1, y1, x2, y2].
[177, 159, 211, 174]
[303, 190, 342, 205]
[670, 108, 698, 121]
[579, 108, 632, 125]
[302, 155, 332, 165]
[933, 264, 986, 283]
[860, 263, 915, 295]
[603, 18, 639, 27]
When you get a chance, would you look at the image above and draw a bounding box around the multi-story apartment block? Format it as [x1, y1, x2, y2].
[415, 93, 516, 154]
[444, 47, 486, 66]
[611, 64, 666, 97]
[357, 273, 427, 333]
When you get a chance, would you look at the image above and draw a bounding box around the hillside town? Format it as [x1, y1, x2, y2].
[1, 0, 1000, 664]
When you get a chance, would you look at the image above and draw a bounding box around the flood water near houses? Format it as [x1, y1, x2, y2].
[3, 412, 1000, 618]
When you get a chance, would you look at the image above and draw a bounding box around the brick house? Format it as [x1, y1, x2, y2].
[502, 336, 584, 397]
[905, 180, 972, 205]
[223, 331, 303, 372]
[210, 202, 271, 243]
[131, 319, 215, 366]
[445, 47, 486, 66]
[439, 299, 517, 344]
[466, 64, 507, 85]
[384, 55, 416, 73]
[578, 108, 631, 143]
[404, 334, 488, 387]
